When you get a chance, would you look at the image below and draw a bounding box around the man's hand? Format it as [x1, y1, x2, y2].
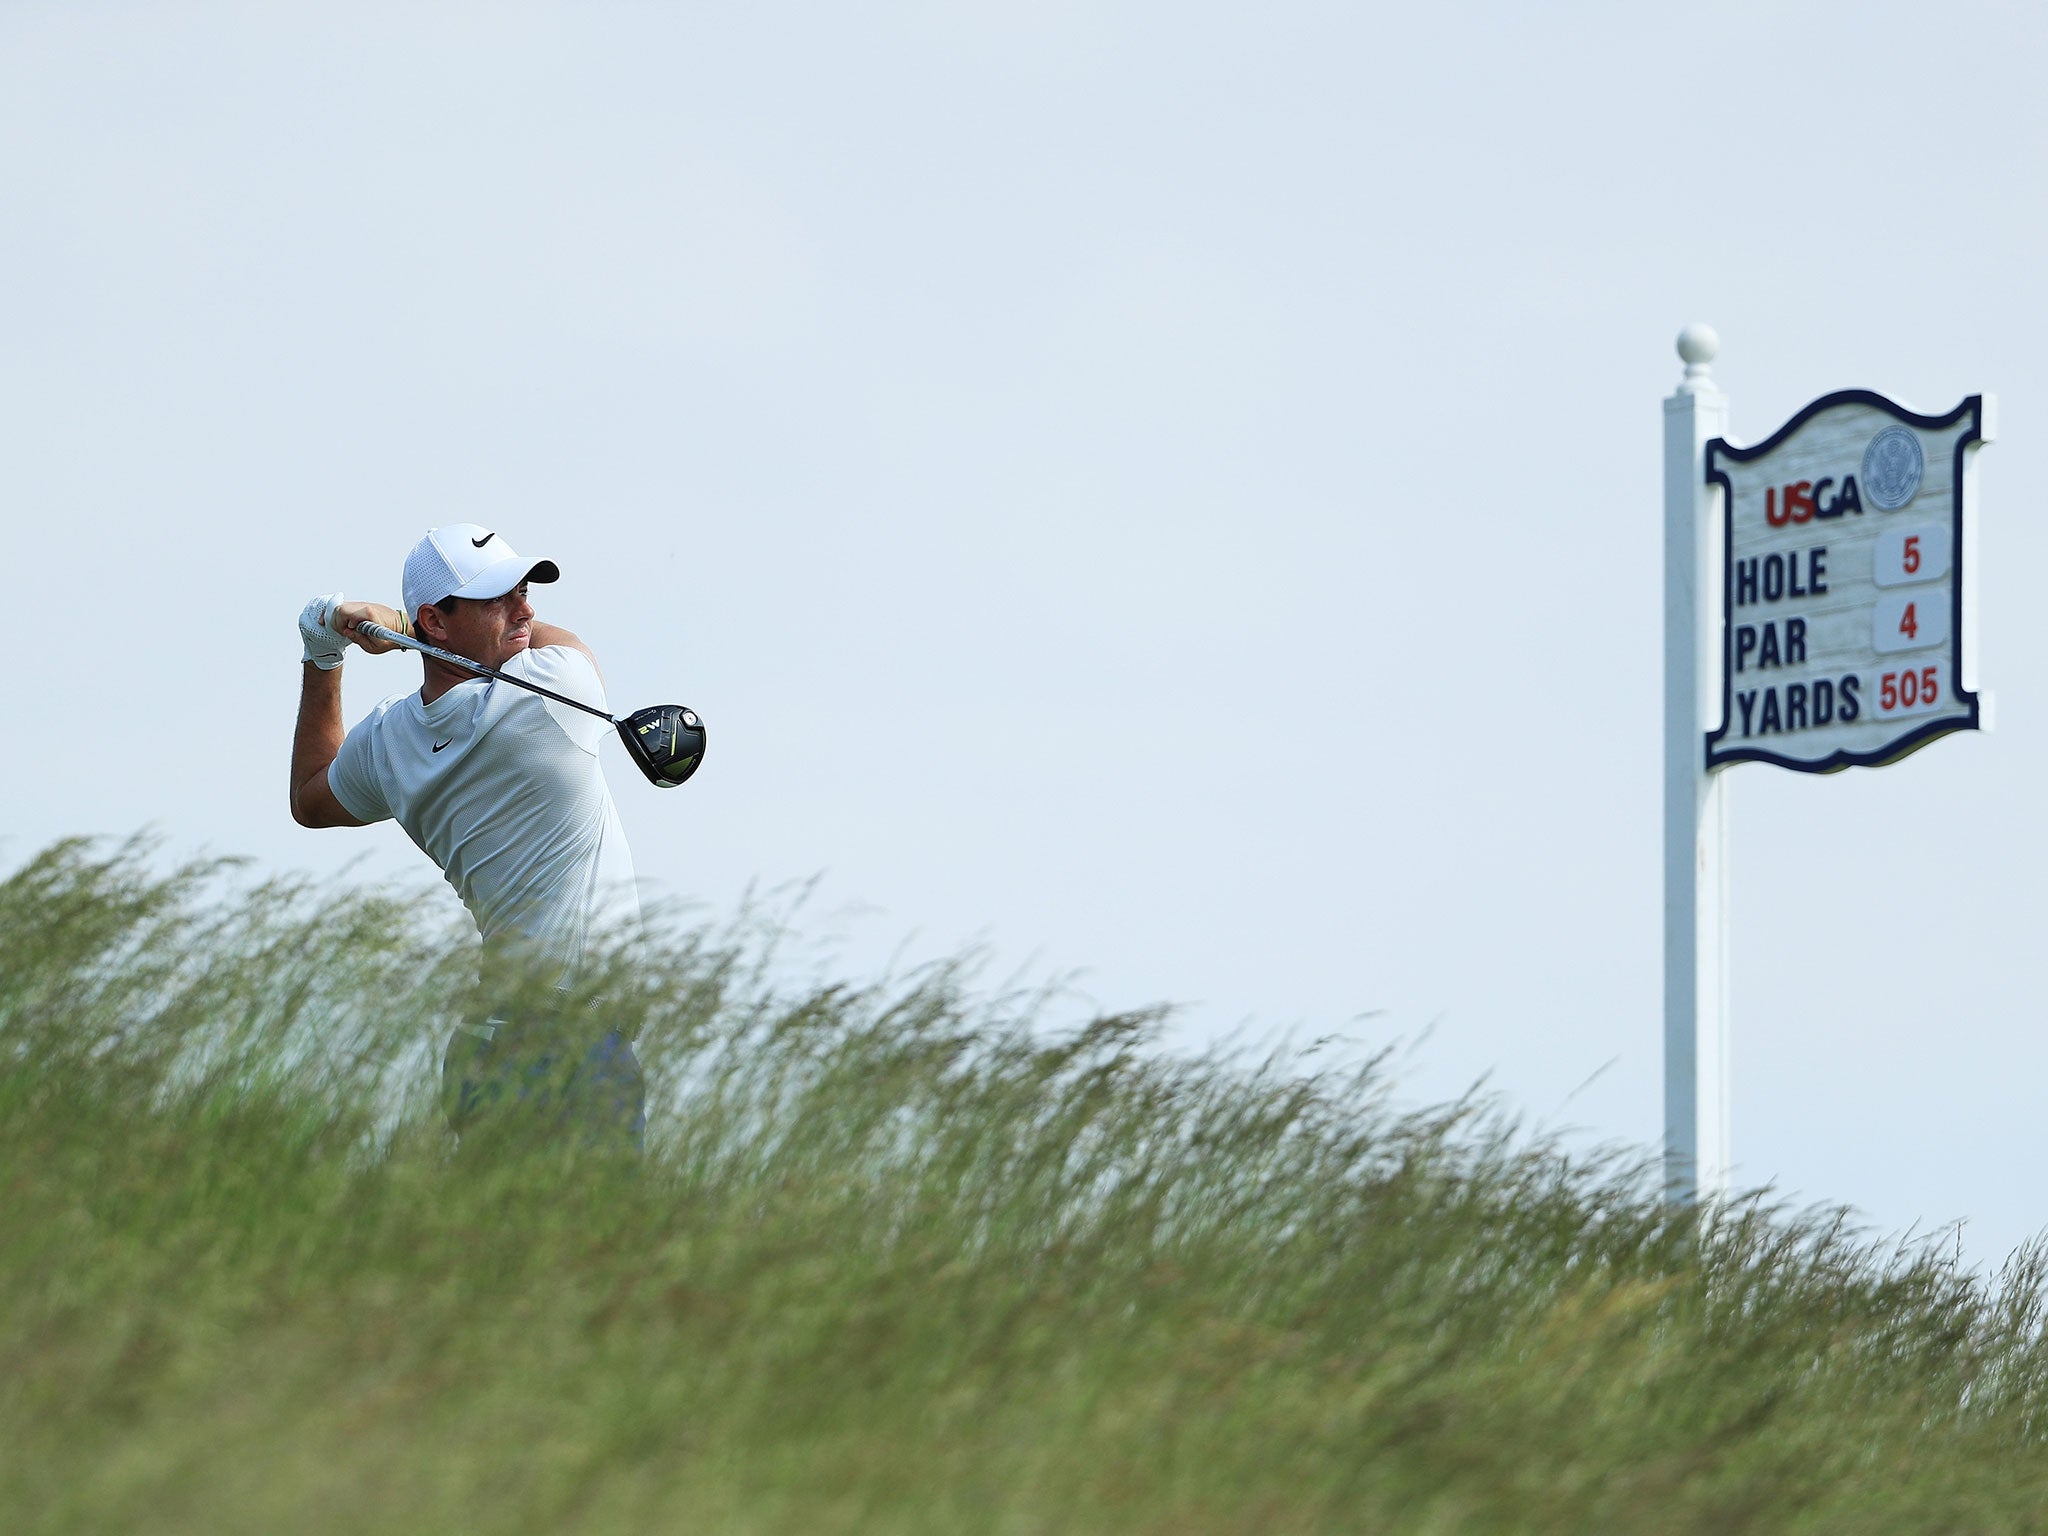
[300, 593, 348, 670]
[333, 600, 410, 653]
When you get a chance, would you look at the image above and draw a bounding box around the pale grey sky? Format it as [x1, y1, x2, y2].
[5, 0, 2046, 1262]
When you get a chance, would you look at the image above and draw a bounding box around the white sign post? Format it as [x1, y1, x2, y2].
[1664, 325, 1731, 1204]
[1661, 324, 1992, 1205]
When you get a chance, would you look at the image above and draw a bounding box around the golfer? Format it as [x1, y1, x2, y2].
[289, 524, 645, 1153]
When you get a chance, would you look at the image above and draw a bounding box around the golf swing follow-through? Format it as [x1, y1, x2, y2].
[353, 621, 706, 789]
[289, 524, 705, 1156]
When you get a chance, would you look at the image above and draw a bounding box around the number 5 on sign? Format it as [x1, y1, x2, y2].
[1873, 524, 1953, 588]
[1873, 589, 1949, 653]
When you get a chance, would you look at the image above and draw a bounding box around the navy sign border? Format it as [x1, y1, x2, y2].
[1703, 389, 1984, 775]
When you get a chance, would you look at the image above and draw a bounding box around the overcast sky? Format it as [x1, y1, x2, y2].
[5, 0, 2046, 1264]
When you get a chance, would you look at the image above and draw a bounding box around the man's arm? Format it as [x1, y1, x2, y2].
[290, 663, 365, 829]
[530, 621, 603, 682]
[332, 600, 410, 652]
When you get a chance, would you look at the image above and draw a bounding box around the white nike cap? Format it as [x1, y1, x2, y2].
[401, 524, 561, 620]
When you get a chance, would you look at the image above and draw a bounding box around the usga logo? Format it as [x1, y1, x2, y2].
[1764, 475, 1863, 526]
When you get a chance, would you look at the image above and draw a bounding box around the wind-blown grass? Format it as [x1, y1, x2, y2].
[4, 836, 2048, 1534]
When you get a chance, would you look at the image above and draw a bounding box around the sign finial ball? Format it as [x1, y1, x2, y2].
[1676, 323, 1720, 368]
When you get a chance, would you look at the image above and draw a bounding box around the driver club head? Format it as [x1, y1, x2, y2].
[616, 704, 706, 788]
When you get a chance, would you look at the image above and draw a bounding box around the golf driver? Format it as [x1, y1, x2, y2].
[357, 621, 706, 788]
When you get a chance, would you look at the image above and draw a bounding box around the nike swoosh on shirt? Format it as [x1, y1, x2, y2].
[471, 532, 496, 549]
[432, 739, 452, 753]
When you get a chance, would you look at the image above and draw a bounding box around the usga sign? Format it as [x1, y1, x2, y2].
[1705, 392, 1991, 771]
[1660, 326, 1994, 1208]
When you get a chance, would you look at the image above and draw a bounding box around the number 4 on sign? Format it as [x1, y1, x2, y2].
[1873, 590, 1947, 654]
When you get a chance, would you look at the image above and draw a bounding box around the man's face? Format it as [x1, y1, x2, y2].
[425, 584, 534, 670]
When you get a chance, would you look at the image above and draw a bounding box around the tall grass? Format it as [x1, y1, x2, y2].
[5, 836, 2048, 1534]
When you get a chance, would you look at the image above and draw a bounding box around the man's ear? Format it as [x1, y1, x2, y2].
[415, 605, 451, 647]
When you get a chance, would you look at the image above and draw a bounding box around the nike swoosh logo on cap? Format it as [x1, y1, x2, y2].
[433, 739, 452, 753]
[471, 532, 496, 549]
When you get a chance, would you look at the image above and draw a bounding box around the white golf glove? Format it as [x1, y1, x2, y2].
[299, 592, 348, 670]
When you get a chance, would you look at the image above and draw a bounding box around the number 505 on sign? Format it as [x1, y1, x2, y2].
[1875, 661, 1945, 719]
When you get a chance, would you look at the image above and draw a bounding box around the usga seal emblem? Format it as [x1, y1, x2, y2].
[1862, 425, 1924, 510]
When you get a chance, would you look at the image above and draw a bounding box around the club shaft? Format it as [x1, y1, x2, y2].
[357, 622, 618, 724]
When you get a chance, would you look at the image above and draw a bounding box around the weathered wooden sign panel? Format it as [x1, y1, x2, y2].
[1704, 391, 1990, 772]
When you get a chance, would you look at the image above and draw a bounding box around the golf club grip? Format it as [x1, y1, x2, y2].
[353, 622, 616, 724]
[357, 620, 452, 664]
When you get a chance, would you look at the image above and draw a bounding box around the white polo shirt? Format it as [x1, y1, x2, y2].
[328, 644, 640, 982]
